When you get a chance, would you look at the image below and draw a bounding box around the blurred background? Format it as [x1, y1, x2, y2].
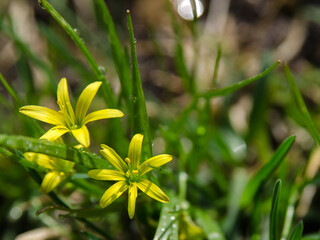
[0, 0, 320, 239]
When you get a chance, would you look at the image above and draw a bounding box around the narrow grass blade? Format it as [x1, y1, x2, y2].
[154, 193, 179, 240]
[166, 0, 193, 93]
[0, 73, 20, 105]
[0, 134, 111, 169]
[211, 42, 222, 87]
[194, 208, 225, 240]
[95, 0, 131, 106]
[270, 179, 282, 240]
[127, 10, 152, 158]
[200, 61, 280, 99]
[284, 64, 320, 146]
[40, 0, 115, 108]
[289, 221, 303, 240]
[241, 135, 295, 207]
[281, 188, 299, 240]
[174, 38, 195, 94]
[223, 168, 249, 236]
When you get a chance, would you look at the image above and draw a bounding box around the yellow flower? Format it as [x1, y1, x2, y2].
[19, 78, 124, 147]
[24, 152, 75, 193]
[88, 134, 172, 219]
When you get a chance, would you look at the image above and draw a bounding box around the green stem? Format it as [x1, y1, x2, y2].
[211, 43, 222, 87]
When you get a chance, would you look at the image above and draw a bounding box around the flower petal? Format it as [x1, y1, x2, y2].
[88, 169, 126, 181]
[75, 81, 102, 124]
[19, 105, 65, 125]
[57, 78, 75, 125]
[83, 109, 124, 125]
[40, 126, 70, 141]
[41, 171, 66, 193]
[128, 183, 138, 219]
[100, 144, 128, 173]
[71, 125, 90, 148]
[24, 152, 55, 170]
[137, 179, 169, 203]
[128, 134, 143, 169]
[24, 152, 74, 172]
[139, 154, 173, 175]
[100, 181, 128, 208]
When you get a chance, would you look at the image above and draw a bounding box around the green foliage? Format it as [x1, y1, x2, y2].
[270, 179, 282, 240]
[0, 0, 318, 239]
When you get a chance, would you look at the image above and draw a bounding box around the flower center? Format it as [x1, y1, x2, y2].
[126, 169, 139, 183]
[70, 124, 79, 130]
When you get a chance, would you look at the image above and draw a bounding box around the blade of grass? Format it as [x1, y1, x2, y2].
[0, 73, 20, 105]
[270, 179, 282, 240]
[281, 188, 299, 240]
[241, 135, 295, 207]
[211, 42, 222, 87]
[289, 221, 304, 240]
[165, 0, 193, 94]
[39, 0, 115, 108]
[154, 192, 179, 240]
[95, 0, 131, 107]
[0, 134, 111, 169]
[200, 61, 280, 99]
[284, 64, 320, 146]
[127, 10, 152, 159]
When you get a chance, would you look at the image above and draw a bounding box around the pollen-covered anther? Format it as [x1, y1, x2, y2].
[126, 170, 130, 178]
[125, 158, 131, 164]
[132, 170, 139, 175]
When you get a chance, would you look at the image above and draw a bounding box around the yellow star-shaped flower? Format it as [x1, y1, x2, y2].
[88, 134, 172, 219]
[19, 78, 124, 147]
[24, 152, 75, 193]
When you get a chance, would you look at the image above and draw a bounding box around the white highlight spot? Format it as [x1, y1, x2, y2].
[177, 0, 204, 21]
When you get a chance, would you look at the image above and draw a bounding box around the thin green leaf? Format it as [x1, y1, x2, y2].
[270, 179, 282, 240]
[0, 72, 20, 105]
[39, 0, 115, 108]
[223, 168, 249, 235]
[154, 192, 179, 240]
[211, 42, 222, 87]
[165, 0, 193, 93]
[194, 208, 225, 240]
[289, 221, 304, 240]
[241, 135, 295, 207]
[95, 0, 131, 106]
[200, 61, 280, 99]
[284, 64, 320, 146]
[281, 188, 299, 240]
[0, 134, 111, 169]
[127, 10, 152, 159]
